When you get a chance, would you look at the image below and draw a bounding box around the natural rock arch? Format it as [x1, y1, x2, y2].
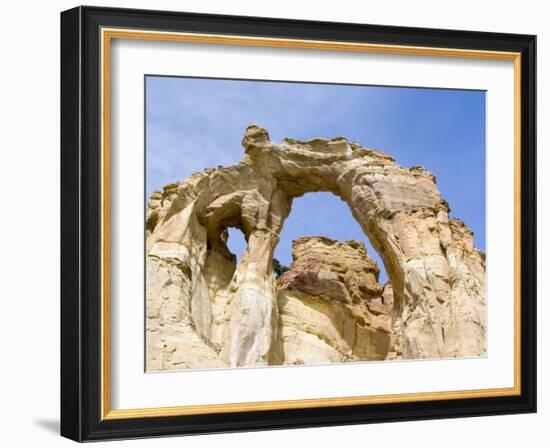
[146, 125, 486, 370]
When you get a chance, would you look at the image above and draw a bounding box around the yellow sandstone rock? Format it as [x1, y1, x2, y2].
[145, 125, 486, 371]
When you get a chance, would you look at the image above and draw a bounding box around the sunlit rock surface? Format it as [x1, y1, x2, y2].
[145, 125, 486, 371]
[273, 236, 393, 365]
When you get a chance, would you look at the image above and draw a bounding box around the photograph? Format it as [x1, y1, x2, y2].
[144, 76, 487, 371]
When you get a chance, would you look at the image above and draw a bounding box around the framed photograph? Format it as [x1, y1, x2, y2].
[60, 6, 536, 442]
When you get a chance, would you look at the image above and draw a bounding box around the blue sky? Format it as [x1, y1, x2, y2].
[146, 76, 486, 284]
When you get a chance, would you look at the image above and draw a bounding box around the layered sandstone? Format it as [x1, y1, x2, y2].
[145, 125, 486, 371]
[273, 237, 393, 365]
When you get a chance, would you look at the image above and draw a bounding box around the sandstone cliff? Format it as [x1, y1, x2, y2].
[146, 125, 486, 371]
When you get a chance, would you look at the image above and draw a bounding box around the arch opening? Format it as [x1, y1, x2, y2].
[226, 226, 248, 263]
[276, 192, 389, 285]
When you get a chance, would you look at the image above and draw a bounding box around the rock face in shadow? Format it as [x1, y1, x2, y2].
[145, 125, 486, 371]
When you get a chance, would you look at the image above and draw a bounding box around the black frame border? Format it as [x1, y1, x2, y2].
[61, 5, 536, 442]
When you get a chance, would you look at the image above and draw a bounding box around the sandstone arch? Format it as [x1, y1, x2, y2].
[146, 125, 486, 370]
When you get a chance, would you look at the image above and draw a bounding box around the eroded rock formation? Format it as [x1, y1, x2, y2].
[146, 125, 486, 371]
[273, 237, 393, 365]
